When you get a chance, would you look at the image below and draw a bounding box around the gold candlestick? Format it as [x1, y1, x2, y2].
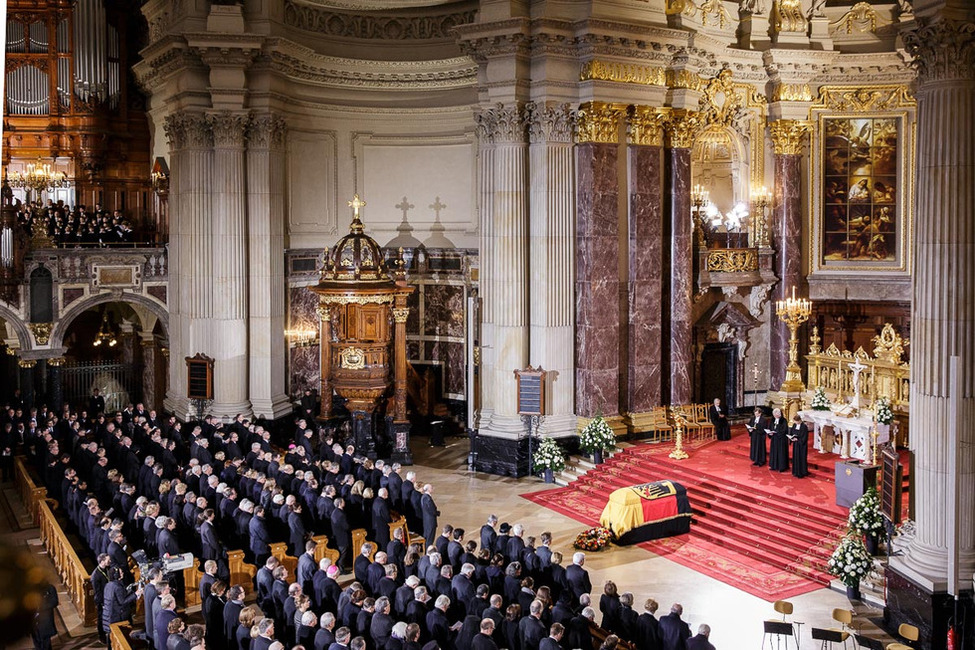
[669, 409, 689, 460]
[775, 286, 812, 393]
[871, 425, 880, 466]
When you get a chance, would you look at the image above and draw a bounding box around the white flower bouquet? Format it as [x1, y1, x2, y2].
[579, 415, 616, 453]
[811, 386, 832, 411]
[874, 396, 894, 425]
[532, 437, 566, 474]
[827, 533, 872, 587]
[848, 487, 885, 538]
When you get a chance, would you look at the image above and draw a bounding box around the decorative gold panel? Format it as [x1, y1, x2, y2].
[579, 60, 665, 87]
[706, 248, 759, 273]
[811, 85, 915, 113]
[769, 119, 812, 155]
[338, 346, 366, 370]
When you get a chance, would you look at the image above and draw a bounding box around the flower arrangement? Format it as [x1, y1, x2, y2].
[573, 526, 614, 552]
[811, 386, 832, 411]
[827, 533, 873, 587]
[532, 437, 566, 474]
[579, 415, 616, 453]
[848, 487, 885, 539]
[874, 396, 894, 425]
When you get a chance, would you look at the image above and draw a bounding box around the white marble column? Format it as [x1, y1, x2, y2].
[476, 103, 530, 440]
[246, 115, 292, 420]
[163, 112, 215, 419]
[527, 102, 576, 437]
[897, 8, 975, 587]
[207, 112, 252, 419]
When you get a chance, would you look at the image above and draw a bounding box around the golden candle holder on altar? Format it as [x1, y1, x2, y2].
[669, 409, 690, 460]
[775, 286, 812, 393]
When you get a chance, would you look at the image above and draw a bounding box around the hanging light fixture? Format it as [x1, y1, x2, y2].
[92, 307, 118, 347]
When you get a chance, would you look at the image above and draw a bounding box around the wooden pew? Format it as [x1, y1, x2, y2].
[228, 550, 258, 589]
[270, 542, 298, 578]
[311, 535, 339, 566]
[14, 456, 48, 525]
[109, 622, 135, 650]
[36, 499, 97, 626]
[351, 528, 375, 562]
[183, 557, 206, 608]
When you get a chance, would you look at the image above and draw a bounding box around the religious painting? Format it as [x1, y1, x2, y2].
[820, 117, 899, 265]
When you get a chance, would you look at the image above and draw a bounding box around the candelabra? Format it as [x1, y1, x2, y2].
[691, 184, 710, 248]
[8, 159, 68, 201]
[750, 185, 772, 247]
[775, 286, 812, 393]
[669, 409, 689, 460]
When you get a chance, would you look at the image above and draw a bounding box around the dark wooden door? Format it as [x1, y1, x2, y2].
[700, 342, 738, 412]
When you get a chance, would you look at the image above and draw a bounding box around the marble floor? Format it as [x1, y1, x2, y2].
[0, 434, 897, 650]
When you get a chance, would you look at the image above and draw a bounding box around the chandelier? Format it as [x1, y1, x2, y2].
[8, 159, 69, 197]
[92, 309, 118, 348]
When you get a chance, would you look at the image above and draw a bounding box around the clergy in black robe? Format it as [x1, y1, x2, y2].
[745, 408, 767, 466]
[766, 408, 789, 472]
[708, 399, 731, 441]
[789, 415, 809, 478]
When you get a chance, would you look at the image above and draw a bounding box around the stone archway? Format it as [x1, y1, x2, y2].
[50, 292, 169, 350]
[0, 302, 31, 351]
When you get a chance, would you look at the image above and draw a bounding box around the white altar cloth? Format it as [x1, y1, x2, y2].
[798, 409, 885, 461]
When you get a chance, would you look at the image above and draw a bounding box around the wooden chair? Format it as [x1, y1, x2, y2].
[647, 407, 673, 443]
[763, 600, 799, 650]
[827, 608, 854, 650]
[885, 623, 919, 650]
[675, 405, 702, 441]
[695, 404, 715, 440]
[773, 600, 794, 620]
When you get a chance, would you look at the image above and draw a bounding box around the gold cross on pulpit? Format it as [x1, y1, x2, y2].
[348, 194, 367, 217]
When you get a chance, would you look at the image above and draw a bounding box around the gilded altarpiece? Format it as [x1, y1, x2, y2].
[809, 86, 916, 275]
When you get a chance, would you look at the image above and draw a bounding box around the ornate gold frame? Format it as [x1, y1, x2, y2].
[808, 85, 916, 275]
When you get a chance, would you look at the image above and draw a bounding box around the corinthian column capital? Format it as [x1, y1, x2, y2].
[628, 106, 669, 147]
[474, 103, 528, 145]
[526, 102, 576, 144]
[665, 109, 702, 149]
[768, 119, 812, 155]
[903, 16, 975, 83]
[163, 112, 212, 150]
[208, 112, 249, 149]
[576, 101, 627, 144]
[247, 114, 288, 150]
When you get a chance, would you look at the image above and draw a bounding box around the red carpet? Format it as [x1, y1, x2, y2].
[522, 428, 857, 601]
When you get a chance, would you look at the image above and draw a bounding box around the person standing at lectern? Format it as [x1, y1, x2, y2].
[788, 415, 809, 478]
[766, 408, 790, 472]
[745, 407, 767, 466]
[708, 398, 731, 441]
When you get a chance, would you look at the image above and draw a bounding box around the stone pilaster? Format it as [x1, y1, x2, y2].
[575, 102, 625, 418]
[246, 114, 292, 420]
[664, 110, 701, 406]
[208, 111, 252, 419]
[626, 107, 667, 417]
[140, 334, 160, 411]
[526, 101, 577, 437]
[768, 119, 810, 391]
[18, 358, 36, 409]
[47, 356, 65, 412]
[474, 104, 531, 450]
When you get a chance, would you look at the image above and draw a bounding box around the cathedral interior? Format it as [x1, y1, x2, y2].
[1, 0, 973, 648]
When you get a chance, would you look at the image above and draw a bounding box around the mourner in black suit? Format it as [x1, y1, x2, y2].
[766, 408, 790, 473]
[789, 415, 810, 478]
[746, 407, 767, 466]
[708, 398, 731, 441]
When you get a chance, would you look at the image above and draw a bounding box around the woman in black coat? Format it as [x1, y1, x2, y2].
[599, 580, 622, 635]
[790, 415, 810, 478]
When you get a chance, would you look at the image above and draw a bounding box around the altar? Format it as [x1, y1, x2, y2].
[799, 409, 889, 462]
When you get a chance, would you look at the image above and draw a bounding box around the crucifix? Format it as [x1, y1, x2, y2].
[848, 358, 867, 411]
[429, 196, 446, 220]
[348, 194, 366, 217]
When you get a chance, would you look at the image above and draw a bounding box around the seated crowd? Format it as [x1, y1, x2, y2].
[16, 200, 135, 245]
[5, 398, 717, 650]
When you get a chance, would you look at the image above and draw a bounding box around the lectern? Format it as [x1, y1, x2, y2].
[835, 460, 878, 508]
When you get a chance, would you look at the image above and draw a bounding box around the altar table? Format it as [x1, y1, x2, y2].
[798, 409, 889, 462]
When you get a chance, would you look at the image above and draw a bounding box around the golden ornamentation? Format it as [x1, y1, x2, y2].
[666, 0, 698, 19]
[699, 0, 731, 28]
[338, 346, 366, 370]
[392, 307, 410, 323]
[872, 323, 908, 364]
[768, 119, 811, 155]
[772, 83, 813, 102]
[666, 69, 703, 92]
[317, 294, 396, 306]
[772, 0, 807, 33]
[473, 346, 480, 365]
[627, 106, 669, 146]
[669, 408, 690, 460]
[809, 325, 822, 354]
[698, 69, 743, 128]
[579, 60, 666, 87]
[18, 359, 37, 369]
[831, 2, 886, 34]
[775, 286, 812, 393]
[6, 348, 15, 356]
[811, 85, 916, 112]
[47, 356, 67, 367]
[576, 102, 627, 144]
[706, 248, 759, 273]
[29, 322, 52, 346]
[666, 110, 703, 148]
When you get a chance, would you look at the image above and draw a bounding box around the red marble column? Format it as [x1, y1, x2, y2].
[626, 140, 663, 412]
[575, 141, 621, 417]
[768, 120, 808, 390]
